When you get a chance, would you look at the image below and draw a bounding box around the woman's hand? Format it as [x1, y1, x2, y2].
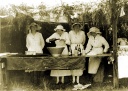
[49, 38, 57, 42]
[103, 51, 108, 54]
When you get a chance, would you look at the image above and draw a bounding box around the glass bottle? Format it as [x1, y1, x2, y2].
[68, 46, 72, 56]
[74, 46, 78, 56]
[78, 44, 81, 56]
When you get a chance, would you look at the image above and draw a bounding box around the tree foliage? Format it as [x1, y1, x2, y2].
[0, 0, 127, 26]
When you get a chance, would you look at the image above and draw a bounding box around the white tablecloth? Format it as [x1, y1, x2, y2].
[118, 56, 128, 78]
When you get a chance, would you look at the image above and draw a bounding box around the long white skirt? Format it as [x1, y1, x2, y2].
[71, 70, 83, 76]
[50, 70, 71, 76]
[88, 57, 101, 74]
[50, 45, 71, 77]
[70, 44, 84, 76]
[87, 47, 103, 74]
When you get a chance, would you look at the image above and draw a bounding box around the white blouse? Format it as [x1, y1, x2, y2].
[46, 32, 70, 46]
[85, 35, 109, 53]
[69, 30, 86, 45]
[26, 32, 45, 53]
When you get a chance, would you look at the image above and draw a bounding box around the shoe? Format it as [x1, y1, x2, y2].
[72, 82, 78, 85]
[72, 88, 78, 90]
[74, 83, 83, 88]
[80, 84, 91, 90]
[56, 81, 59, 84]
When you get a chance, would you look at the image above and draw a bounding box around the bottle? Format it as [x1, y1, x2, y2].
[74, 46, 78, 56]
[68, 46, 72, 56]
[78, 44, 81, 56]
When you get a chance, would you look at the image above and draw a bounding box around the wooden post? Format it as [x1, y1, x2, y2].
[0, 18, 1, 52]
[0, 60, 3, 90]
[111, 0, 119, 88]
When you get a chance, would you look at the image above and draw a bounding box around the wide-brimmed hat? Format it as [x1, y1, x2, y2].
[29, 22, 41, 30]
[54, 25, 65, 31]
[87, 27, 101, 36]
[72, 23, 82, 29]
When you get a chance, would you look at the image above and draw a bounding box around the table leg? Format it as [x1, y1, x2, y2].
[33, 71, 41, 86]
[93, 61, 104, 83]
[0, 63, 3, 90]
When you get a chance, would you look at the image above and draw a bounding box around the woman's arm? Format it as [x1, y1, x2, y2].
[46, 33, 56, 43]
[65, 32, 70, 45]
[26, 35, 29, 49]
[102, 37, 110, 53]
[40, 33, 45, 49]
[85, 37, 92, 53]
[82, 31, 86, 45]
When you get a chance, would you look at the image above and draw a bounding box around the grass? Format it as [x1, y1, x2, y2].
[3, 70, 128, 91]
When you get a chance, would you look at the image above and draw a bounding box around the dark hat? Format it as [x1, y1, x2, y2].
[72, 23, 82, 29]
[29, 22, 41, 30]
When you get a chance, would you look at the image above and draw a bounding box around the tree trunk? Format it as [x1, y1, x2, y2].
[111, 0, 119, 88]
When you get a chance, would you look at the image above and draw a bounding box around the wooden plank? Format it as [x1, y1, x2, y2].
[85, 54, 112, 57]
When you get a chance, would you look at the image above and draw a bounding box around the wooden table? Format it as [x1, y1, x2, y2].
[0, 53, 112, 89]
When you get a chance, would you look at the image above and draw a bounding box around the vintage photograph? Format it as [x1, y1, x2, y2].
[0, 0, 128, 91]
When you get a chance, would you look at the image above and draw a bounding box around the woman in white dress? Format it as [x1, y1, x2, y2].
[85, 27, 109, 81]
[26, 22, 45, 84]
[46, 25, 71, 84]
[26, 22, 45, 53]
[69, 23, 86, 84]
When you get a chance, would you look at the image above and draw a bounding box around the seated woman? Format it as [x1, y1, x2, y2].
[85, 27, 109, 82]
[46, 25, 71, 84]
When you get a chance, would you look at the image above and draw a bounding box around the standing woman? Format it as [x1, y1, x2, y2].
[26, 22, 45, 54]
[85, 27, 109, 81]
[69, 23, 86, 84]
[46, 25, 71, 84]
[26, 22, 45, 85]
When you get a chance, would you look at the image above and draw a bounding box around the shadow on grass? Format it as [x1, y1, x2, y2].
[5, 70, 128, 91]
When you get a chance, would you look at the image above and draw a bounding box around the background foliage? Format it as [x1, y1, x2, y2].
[0, 0, 127, 53]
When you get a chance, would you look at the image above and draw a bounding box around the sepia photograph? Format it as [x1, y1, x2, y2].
[0, 0, 128, 91]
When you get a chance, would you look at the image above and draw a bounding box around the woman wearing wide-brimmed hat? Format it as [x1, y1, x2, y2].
[46, 25, 71, 84]
[69, 23, 85, 54]
[69, 23, 86, 84]
[26, 22, 45, 53]
[85, 27, 109, 82]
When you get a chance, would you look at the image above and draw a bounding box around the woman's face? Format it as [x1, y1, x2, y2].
[74, 25, 80, 31]
[31, 25, 37, 33]
[90, 32, 97, 37]
[56, 29, 63, 35]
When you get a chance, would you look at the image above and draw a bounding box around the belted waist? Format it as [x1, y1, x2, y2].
[93, 47, 102, 48]
[71, 43, 82, 45]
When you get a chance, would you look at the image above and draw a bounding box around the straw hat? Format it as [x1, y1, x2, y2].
[29, 22, 41, 30]
[87, 27, 101, 36]
[72, 23, 82, 29]
[54, 25, 65, 31]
